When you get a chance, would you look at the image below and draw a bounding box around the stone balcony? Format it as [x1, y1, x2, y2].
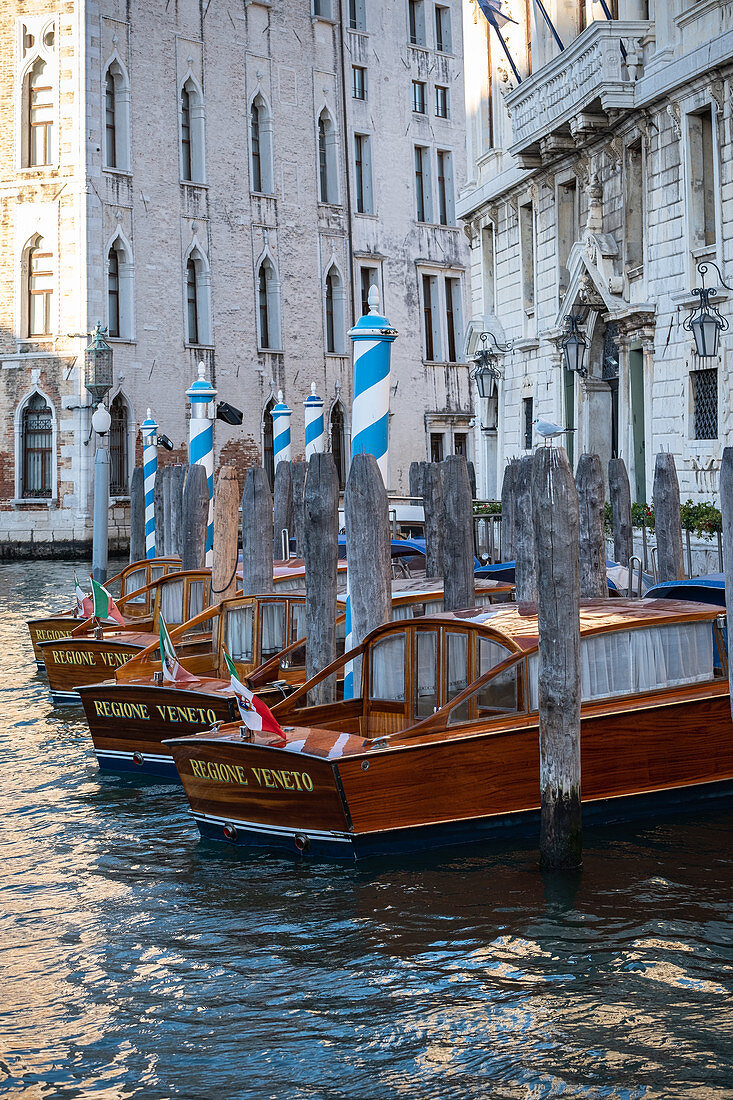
[504, 19, 654, 167]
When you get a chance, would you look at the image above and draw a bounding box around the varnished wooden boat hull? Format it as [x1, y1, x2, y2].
[27, 615, 76, 669]
[168, 687, 733, 860]
[78, 681, 238, 778]
[39, 635, 154, 703]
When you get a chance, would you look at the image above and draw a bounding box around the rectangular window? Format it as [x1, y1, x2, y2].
[524, 0, 532, 73]
[313, 0, 332, 17]
[557, 179, 578, 301]
[29, 251, 52, 336]
[434, 4, 451, 52]
[414, 145, 431, 222]
[519, 202, 535, 317]
[409, 0, 426, 45]
[523, 397, 533, 450]
[454, 432, 467, 457]
[688, 105, 717, 253]
[482, 225, 495, 316]
[29, 77, 53, 166]
[625, 142, 644, 273]
[360, 266, 378, 317]
[578, 0, 586, 32]
[348, 0, 366, 30]
[435, 85, 449, 118]
[430, 431, 444, 462]
[354, 133, 373, 214]
[422, 273, 439, 360]
[445, 276, 461, 362]
[691, 368, 718, 440]
[352, 66, 366, 100]
[437, 149, 453, 225]
[412, 81, 426, 114]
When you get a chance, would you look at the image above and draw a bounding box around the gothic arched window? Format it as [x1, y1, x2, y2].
[21, 393, 53, 498]
[109, 393, 129, 495]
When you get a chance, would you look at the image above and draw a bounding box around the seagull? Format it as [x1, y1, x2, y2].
[533, 418, 577, 447]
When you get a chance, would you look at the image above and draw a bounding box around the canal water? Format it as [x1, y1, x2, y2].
[1, 560, 732, 1100]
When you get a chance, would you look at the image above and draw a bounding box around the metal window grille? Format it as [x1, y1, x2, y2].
[523, 397, 533, 450]
[263, 399, 275, 488]
[330, 403, 346, 489]
[692, 367, 718, 440]
[109, 395, 128, 496]
[22, 393, 52, 498]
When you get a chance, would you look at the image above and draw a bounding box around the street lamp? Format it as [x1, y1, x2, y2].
[471, 331, 513, 398]
[84, 321, 114, 403]
[683, 261, 732, 358]
[561, 315, 588, 377]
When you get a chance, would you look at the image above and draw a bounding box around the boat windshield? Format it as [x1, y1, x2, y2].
[123, 567, 147, 603]
[226, 605, 254, 663]
[260, 601, 286, 661]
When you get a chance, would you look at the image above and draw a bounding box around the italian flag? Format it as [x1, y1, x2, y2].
[74, 572, 93, 618]
[224, 650, 285, 739]
[159, 614, 198, 683]
[90, 577, 125, 626]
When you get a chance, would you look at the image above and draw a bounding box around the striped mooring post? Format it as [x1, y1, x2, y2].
[186, 362, 216, 567]
[304, 384, 326, 460]
[141, 409, 158, 559]
[272, 391, 292, 467]
[343, 285, 398, 697]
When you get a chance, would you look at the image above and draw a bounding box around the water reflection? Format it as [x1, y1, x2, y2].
[0, 560, 732, 1098]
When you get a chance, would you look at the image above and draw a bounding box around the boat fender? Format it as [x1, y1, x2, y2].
[294, 834, 310, 853]
[132, 751, 144, 767]
[223, 824, 237, 841]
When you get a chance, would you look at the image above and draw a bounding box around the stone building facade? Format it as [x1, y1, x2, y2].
[0, 0, 470, 556]
[459, 0, 732, 504]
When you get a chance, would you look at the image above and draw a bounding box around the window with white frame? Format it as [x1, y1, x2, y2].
[180, 77, 205, 183]
[25, 57, 53, 166]
[313, 0, 333, 19]
[104, 59, 131, 171]
[420, 270, 463, 363]
[408, 0, 426, 45]
[434, 4, 451, 52]
[519, 201, 535, 319]
[436, 149, 454, 225]
[435, 85, 449, 118]
[250, 94, 274, 194]
[108, 246, 120, 338]
[557, 178, 578, 301]
[317, 108, 339, 204]
[257, 256, 281, 350]
[107, 236, 134, 340]
[19, 391, 53, 498]
[421, 273, 440, 360]
[687, 104, 717, 257]
[349, 0, 366, 30]
[482, 224, 495, 316]
[445, 276, 462, 362]
[354, 133, 373, 214]
[26, 237, 53, 337]
[412, 80, 426, 114]
[359, 265, 379, 317]
[185, 247, 212, 345]
[325, 264, 346, 353]
[414, 145, 432, 222]
[352, 66, 366, 100]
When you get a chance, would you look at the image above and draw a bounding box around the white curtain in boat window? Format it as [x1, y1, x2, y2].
[226, 605, 254, 663]
[260, 602, 286, 660]
[414, 630, 438, 717]
[160, 579, 184, 625]
[527, 623, 714, 710]
[370, 633, 406, 702]
[124, 566, 147, 604]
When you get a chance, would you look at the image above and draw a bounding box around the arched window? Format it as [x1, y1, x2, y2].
[330, 401, 346, 489]
[21, 392, 53, 498]
[109, 393, 129, 495]
[250, 95, 274, 195]
[103, 60, 131, 171]
[27, 239, 52, 336]
[263, 397, 275, 488]
[186, 257, 199, 344]
[317, 109, 338, 204]
[108, 247, 119, 337]
[180, 77, 205, 183]
[251, 102, 262, 192]
[324, 264, 346, 354]
[26, 58, 53, 166]
[257, 256, 281, 350]
[105, 70, 116, 167]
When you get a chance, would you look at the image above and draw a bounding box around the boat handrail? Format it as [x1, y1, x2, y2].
[271, 640, 367, 717]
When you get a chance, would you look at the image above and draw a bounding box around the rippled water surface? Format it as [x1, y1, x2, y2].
[1, 560, 733, 1099]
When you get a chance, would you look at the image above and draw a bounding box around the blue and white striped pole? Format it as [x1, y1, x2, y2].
[186, 362, 216, 567]
[304, 384, 326, 460]
[141, 409, 158, 559]
[272, 391, 292, 466]
[343, 285, 398, 697]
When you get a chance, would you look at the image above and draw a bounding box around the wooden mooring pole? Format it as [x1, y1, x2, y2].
[576, 453, 607, 598]
[162, 465, 173, 556]
[608, 457, 633, 571]
[129, 467, 145, 564]
[273, 460, 293, 561]
[170, 464, 186, 560]
[241, 467, 274, 595]
[423, 462, 443, 579]
[154, 464, 167, 561]
[291, 460, 307, 557]
[653, 451, 684, 582]
[501, 459, 520, 562]
[514, 454, 537, 603]
[212, 466, 239, 603]
[344, 453, 391, 653]
[181, 463, 209, 571]
[304, 452, 339, 704]
[533, 446, 582, 872]
[441, 455, 474, 611]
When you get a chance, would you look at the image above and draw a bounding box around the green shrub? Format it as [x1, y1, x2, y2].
[680, 500, 722, 540]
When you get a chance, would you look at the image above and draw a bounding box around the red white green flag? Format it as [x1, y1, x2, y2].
[159, 614, 198, 683]
[90, 577, 125, 626]
[224, 650, 285, 739]
[74, 572, 93, 618]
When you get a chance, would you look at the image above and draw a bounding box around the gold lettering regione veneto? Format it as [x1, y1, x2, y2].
[190, 759, 315, 792]
[92, 700, 219, 724]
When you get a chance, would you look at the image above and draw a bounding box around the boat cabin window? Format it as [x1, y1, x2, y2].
[526, 621, 715, 709]
[414, 629, 438, 717]
[447, 656, 524, 727]
[187, 580, 207, 629]
[281, 602, 306, 669]
[160, 579, 185, 625]
[226, 605, 254, 663]
[123, 566, 147, 603]
[370, 632, 406, 702]
[260, 601, 286, 660]
[445, 631, 470, 721]
[336, 614, 346, 656]
[150, 564, 167, 583]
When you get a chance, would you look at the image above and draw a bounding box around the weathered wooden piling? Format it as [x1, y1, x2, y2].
[129, 467, 145, 564]
[273, 460, 293, 561]
[467, 459, 477, 501]
[501, 459, 520, 562]
[533, 446, 582, 872]
[720, 447, 733, 718]
[653, 451, 684, 582]
[291, 460, 307, 556]
[304, 452, 339, 703]
[423, 462, 443, 579]
[170, 464, 186, 559]
[409, 461, 425, 500]
[344, 453, 391, 653]
[608, 457, 633, 570]
[514, 454, 537, 603]
[212, 466, 239, 603]
[162, 465, 174, 556]
[181, 463, 209, 571]
[241, 467, 274, 595]
[441, 455, 475, 610]
[576, 453, 607, 598]
[154, 464, 167, 561]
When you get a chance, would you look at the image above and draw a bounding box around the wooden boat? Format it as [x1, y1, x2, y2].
[165, 599, 733, 860]
[27, 557, 182, 669]
[78, 578, 513, 778]
[38, 569, 212, 704]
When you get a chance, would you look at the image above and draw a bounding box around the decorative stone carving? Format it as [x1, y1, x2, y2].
[666, 101, 682, 139]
